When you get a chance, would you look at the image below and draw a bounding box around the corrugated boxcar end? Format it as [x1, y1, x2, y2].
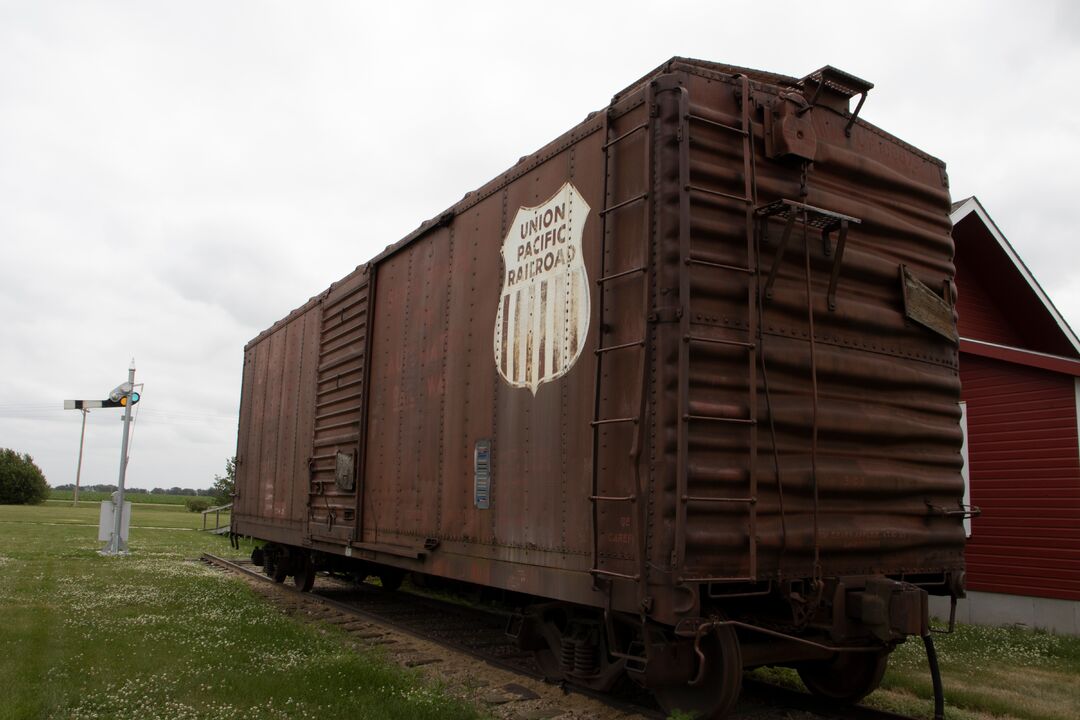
[230, 58, 967, 720]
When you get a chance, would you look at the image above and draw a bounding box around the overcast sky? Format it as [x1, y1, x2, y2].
[2, 1, 1078, 491]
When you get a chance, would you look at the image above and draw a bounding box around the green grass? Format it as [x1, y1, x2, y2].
[12, 498, 1076, 720]
[47, 489, 199, 505]
[750, 620, 1080, 720]
[0, 502, 481, 720]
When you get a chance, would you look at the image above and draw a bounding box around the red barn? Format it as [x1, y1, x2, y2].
[932, 197, 1080, 634]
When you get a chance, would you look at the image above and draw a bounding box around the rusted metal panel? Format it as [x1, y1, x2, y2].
[362, 246, 412, 544]
[364, 225, 452, 546]
[248, 337, 270, 518]
[260, 328, 285, 518]
[272, 320, 302, 519]
[653, 66, 963, 590]
[961, 353, 1080, 601]
[494, 147, 600, 555]
[399, 228, 450, 543]
[434, 200, 500, 548]
[293, 310, 320, 524]
[233, 347, 256, 520]
[234, 302, 322, 537]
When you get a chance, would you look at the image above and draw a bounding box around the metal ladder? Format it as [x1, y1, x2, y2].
[672, 77, 761, 582]
[589, 87, 655, 586]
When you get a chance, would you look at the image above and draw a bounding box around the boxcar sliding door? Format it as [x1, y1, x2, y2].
[306, 266, 371, 545]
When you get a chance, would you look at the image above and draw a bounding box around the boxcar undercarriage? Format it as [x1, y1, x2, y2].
[242, 537, 954, 719]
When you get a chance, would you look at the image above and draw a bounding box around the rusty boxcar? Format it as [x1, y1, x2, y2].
[232, 58, 969, 718]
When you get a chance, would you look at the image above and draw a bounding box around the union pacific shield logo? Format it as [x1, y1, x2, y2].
[494, 182, 591, 394]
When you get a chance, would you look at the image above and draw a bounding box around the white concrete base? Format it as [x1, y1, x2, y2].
[929, 591, 1080, 635]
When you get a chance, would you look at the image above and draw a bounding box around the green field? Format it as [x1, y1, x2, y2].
[0, 502, 480, 720]
[47, 489, 201, 505]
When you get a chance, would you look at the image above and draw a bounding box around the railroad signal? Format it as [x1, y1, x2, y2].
[103, 391, 140, 408]
[64, 383, 141, 410]
[64, 392, 140, 409]
[62, 361, 142, 556]
[103, 360, 138, 556]
[108, 382, 133, 403]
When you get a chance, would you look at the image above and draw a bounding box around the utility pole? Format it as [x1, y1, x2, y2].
[103, 359, 136, 556]
[74, 408, 88, 507]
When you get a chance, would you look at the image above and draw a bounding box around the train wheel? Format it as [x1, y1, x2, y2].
[653, 624, 742, 720]
[292, 553, 315, 593]
[270, 548, 289, 584]
[796, 650, 889, 703]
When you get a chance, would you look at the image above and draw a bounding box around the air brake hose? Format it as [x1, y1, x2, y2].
[922, 633, 945, 720]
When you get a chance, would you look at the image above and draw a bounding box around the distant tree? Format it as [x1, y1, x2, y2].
[0, 449, 49, 505]
[212, 457, 236, 506]
[185, 497, 211, 513]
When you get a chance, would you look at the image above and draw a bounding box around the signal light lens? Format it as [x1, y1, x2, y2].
[120, 392, 141, 407]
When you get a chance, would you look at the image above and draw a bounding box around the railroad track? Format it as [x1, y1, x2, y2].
[200, 553, 925, 720]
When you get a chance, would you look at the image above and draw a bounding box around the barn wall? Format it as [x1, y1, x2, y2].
[961, 353, 1080, 601]
[954, 261, 1026, 347]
